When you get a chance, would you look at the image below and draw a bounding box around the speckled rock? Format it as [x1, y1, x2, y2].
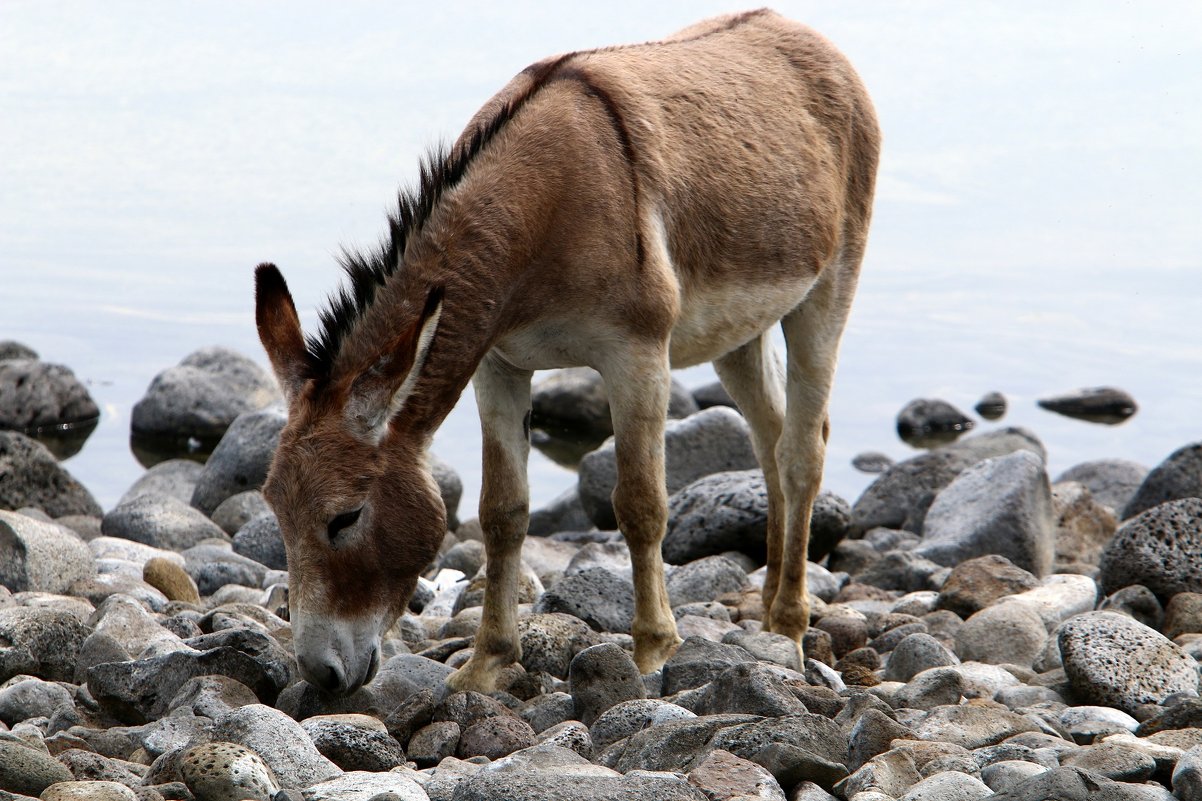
[211, 704, 341, 788]
[1099, 498, 1202, 598]
[911, 705, 1040, 750]
[533, 567, 635, 634]
[0, 739, 74, 796]
[301, 769, 429, 800]
[181, 741, 280, 801]
[0, 431, 102, 517]
[408, 721, 460, 767]
[666, 555, 749, 606]
[578, 407, 758, 530]
[41, 781, 139, 801]
[1060, 611, 1200, 714]
[0, 510, 95, 594]
[1123, 442, 1202, 520]
[517, 613, 599, 678]
[915, 451, 1055, 576]
[457, 715, 537, 760]
[898, 770, 992, 800]
[0, 605, 90, 682]
[662, 636, 756, 695]
[589, 698, 697, 752]
[300, 715, 405, 772]
[231, 513, 287, 571]
[954, 603, 1047, 667]
[190, 407, 287, 516]
[569, 642, 646, 726]
[687, 748, 786, 801]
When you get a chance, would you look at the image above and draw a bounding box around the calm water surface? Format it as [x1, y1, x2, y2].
[3, 2, 1200, 515]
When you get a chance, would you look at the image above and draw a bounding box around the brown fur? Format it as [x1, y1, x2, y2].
[256, 9, 879, 695]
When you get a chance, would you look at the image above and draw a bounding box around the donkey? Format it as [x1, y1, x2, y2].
[255, 9, 879, 695]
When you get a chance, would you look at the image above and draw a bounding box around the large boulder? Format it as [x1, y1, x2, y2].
[190, 407, 287, 515]
[0, 510, 95, 593]
[0, 358, 98, 430]
[0, 431, 102, 517]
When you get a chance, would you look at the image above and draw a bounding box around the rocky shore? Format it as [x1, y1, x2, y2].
[2, 341, 1202, 801]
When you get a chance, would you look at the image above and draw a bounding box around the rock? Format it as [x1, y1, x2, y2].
[533, 567, 635, 634]
[518, 613, 599, 678]
[1056, 460, 1148, 516]
[232, 514, 287, 571]
[531, 367, 698, 440]
[898, 770, 992, 800]
[975, 392, 1007, 420]
[578, 407, 758, 530]
[435, 691, 515, 730]
[143, 557, 201, 605]
[190, 407, 287, 516]
[102, 494, 228, 551]
[1123, 442, 1202, 520]
[914, 451, 1055, 576]
[457, 715, 537, 760]
[1060, 611, 1199, 714]
[849, 708, 915, 771]
[606, 713, 759, 773]
[1099, 585, 1164, 630]
[182, 542, 270, 597]
[119, 459, 206, 508]
[883, 633, 959, 683]
[408, 721, 460, 767]
[667, 555, 749, 606]
[169, 675, 261, 719]
[661, 636, 756, 695]
[528, 487, 593, 538]
[1099, 498, 1202, 598]
[994, 574, 1099, 632]
[1052, 482, 1117, 571]
[704, 714, 848, 774]
[0, 431, 102, 517]
[41, 781, 139, 801]
[569, 643, 646, 726]
[301, 770, 428, 800]
[1165, 593, 1202, 640]
[301, 715, 405, 772]
[936, 555, 1039, 619]
[211, 490, 272, 536]
[0, 605, 89, 682]
[987, 765, 1173, 801]
[0, 676, 72, 726]
[131, 347, 281, 442]
[1037, 386, 1137, 424]
[0, 341, 37, 361]
[687, 748, 786, 801]
[0, 358, 98, 431]
[0, 739, 74, 796]
[1173, 745, 1202, 801]
[210, 704, 341, 788]
[686, 661, 809, 718]
[1060, 740, 1155, 782]
[692, 380, 737, 411]
[954, 603, 1047, 667]
[0, 511, 95, 593]
[535, 720, 592, 756]
[911, 705, 1040, 750]
[722, 629, 803, 671]
[835, 749, 920, 799]
[180, 741, 280, 801]
[857, 551, 946, 594]
[895, 398, 974, 445]
[429, 454, 463, 530]
[452, 768, 708, 801]
[589, 698, 696, 752]
[439, 540, 485, 577]
[853, 452, 895, 474]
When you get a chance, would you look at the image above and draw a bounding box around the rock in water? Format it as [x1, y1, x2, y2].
[896, 398, 974, 446]
[0, 358, 98, 431]
[1037, 386, 1137, 424]
[0, 431, 102, 517]
[974, 391, 1007, 420]
[1059, 611, 1200, 714]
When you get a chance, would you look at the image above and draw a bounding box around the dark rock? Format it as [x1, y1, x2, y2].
[232, 513, 287, 571]
[975, 391, 1007, 420]
[408, 721, 460, 766]
[611, 713, 762, 773]
[1037, 386, 1137, 424]
[435, 691, 515, 730]
[530, 367, 699, 440]
[189, 407, 287, 516]
[429, 454, 463, 530]
[987, 765, 1166, 801]
[692, 380, 737, 411]
[0, 431, 102, 517]
[578, 407, 758, 530]
[1099, 498, 1202, 598]
[533, 567, 635, 634]
[848, 708, 915, 771]
[896, 398, 974, 446]
[857, 550, 945, 593]
[301, 717, 405, 771]
[528, 486, 593, 538]
[883, 633, 959, 682]
[1056, 459, 1148, 516]
[662, 636, 756, 695]
[568, 643, 646, 726]
[457, 715, 537, 760]
[0, 358, 98, 431]
[686, 661, 808, 718]
[1123, 442, 1202, 520]
[210, 490, 271, 536]
[0, 341, 38, 361]
[852, 451, 894, 474]
[706, 714, 848, 772]
[667, 555, 749, 606]
[1099, 585, 1164, 631]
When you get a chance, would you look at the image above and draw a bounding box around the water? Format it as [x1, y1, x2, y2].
[3, 2, 1200, 516]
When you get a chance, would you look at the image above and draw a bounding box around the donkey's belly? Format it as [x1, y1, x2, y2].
[668, 275, 816, 368]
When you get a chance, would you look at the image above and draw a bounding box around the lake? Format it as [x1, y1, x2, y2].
[3, 1, 1200, 517]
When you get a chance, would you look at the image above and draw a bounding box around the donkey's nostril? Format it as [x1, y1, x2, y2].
[301, 657, 348, 695]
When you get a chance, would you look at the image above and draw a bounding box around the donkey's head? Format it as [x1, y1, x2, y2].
[254, 263, 446, 695]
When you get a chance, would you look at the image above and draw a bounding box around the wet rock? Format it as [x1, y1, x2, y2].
[211, 703, 341, 788]
[578, 407, 758, 530]
[1037, 386, 1137, 424]
[569, 642, 646, 726]
[0, 739, 74, 796]
[0, 431, 102, 517]
[1099, 498, 1202, 598]
[853, 452, 895, 474]
[0, 511, 95, 594]
[914, 451, 1055, 576]
[102, 494, 228, 551]
[1056, 459, 1148, 516]
[300, 714, 405, 772]
[231, 514, 286, 571]
[1123, 442, 1202, 520]
[190, 407, 287, 516]
[896, 398, 974, 446]
[975, 391, 1007, 420]
[180, 741, 280, 801]
[533, 567, 635, 634]
[0, 358, 98, 432]
[1061, 611, 1199, 715]
[131, 347, 281, 442]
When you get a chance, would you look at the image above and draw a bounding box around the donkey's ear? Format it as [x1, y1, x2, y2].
[345, 285, 444, 445]
[255, 263, 309, 404]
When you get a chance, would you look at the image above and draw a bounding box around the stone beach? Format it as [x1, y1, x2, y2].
[2, 342, 1202, 800]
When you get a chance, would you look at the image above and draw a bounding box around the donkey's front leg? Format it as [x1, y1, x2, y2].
[603, 347, 681, 674]
[447, 354, 533, 694]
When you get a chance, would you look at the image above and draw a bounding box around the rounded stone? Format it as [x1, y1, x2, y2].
[456, 715, 537, 760]
[1056, 459, 1148, 517]
[190, 407, 287, 516]
[181, 741, 281, 801]
[666, 555, 749, 606]
[0, 358, 98, 431]
[0, 432, 102, 517]
[896, 398, 974, 445]
[102, 493, 228, 551]
[1123, 442, 1202, 519]
[119, 459, 206, 508]
[0, 739, 74, 796]
[884, 632, 959, 682]
[1059, 611, 1200, 714]
[0, 510, 96, 594]
[41, 781, 139, 801]
[232, 513, 287, 571]
[569, 642, 646, 726]
[1099, 498, 1202, 599]
[955, 602, 1048, 667]
[143, 556, 202, 604]
[211, 491, 272, 536]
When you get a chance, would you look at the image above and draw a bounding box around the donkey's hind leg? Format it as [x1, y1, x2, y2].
[713, 333, 787, 626]
[601, 344, 681, 673]
[447, 353, 533, 694]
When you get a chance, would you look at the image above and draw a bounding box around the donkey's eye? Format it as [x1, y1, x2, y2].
[327, 507, 363, 541]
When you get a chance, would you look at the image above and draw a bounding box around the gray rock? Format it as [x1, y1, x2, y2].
[535, 720, 592, 756]
[911, 704, 1040, 749]
[189, 406, 287, 516]
[1173, 744, 1202, 801]
[409, 721, 461, 767]
[896, 398, 974, 444]
[666, 555, 749, 606]
[590, 698, 696, 753]
[1056, 459, 1148, 516]
[102, 494, 228, 551]
[1059, 611, 1200, 714]
[232, 513, 287, 571]
[1051, 481, 1117, 571]
[857, 550, 946, 593]
[439, 540, 485, 577]
[1099, 585, 1164, 630]
[0, 676, 73, 727]
[936, 554, 1039, 619]
[569, 643, 646, 726]
[692, 380, 737, 411]
[211, 490, 272, 536]
[578, 407, 758, 530]
[685, 661, 809, 718]
[131, 346, 281, 440]
[180, 741, 280, 801]
[0, 358, 98, 430]
[211, 703, 341, 788]
[429, 454, 463, 530]
[0, 511, 95, 593]
[705, 714, 849, 774]
[564, 541, 631, 579]
[1123, 442, 1202, 519]
[533, 567, 635, 634]
[0, 605, 89, 682]
[119, 459, 205, 508]
[663, 470, 849, 564]
[975, 391, 1007, 420]
[0, 431, 102, 517]
[954, 603, 1047, 667]
[608, 713, 762, 773]
[0, 739, 74, 796]
[687, 748, 786, 801]
[0, 340, 38, 361]
[528, 486, 593, 538]
[1060, 740, 1155, 782]
[914, 451, 1055, 576]
[182, 542, 270, 596]
[721, 629, 803, 671]
[304, 770, 428, 800]
[301, 716, 406, 772]
[1099, 498, 1202, 598]
[457, 715, 538, 760]
[168, 675, 261, 719]
[452, 769, 708, 801]
[662, 636, 756, 695]
[1037, 386, 1137, 424]
[519, 613, 599, 679]
[898, 770, 992, 800]
[988, 765, 1176, 801]
[852, 451, 895, 474]
[848, 708, 914, 771]
[883, 633, 959, 683]
[531, 367, 699, 439]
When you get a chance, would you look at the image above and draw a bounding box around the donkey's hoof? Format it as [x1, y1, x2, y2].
[633, 632, 683, 674]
